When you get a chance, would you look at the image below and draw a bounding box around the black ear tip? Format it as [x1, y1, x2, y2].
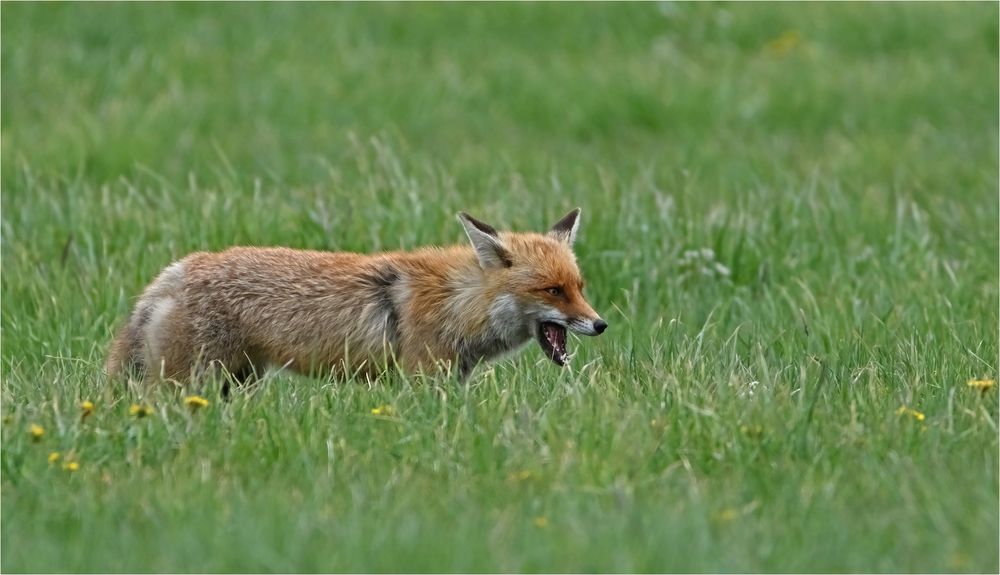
[459, 212, 500, 237]
[551, 208, 581, 233]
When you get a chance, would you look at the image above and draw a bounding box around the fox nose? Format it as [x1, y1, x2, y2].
[593, 319, 608, 334]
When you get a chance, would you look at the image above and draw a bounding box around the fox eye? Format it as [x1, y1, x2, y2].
[545, 287, 563, 297]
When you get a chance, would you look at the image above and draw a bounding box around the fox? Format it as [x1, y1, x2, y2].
[106, 208, 607, 385]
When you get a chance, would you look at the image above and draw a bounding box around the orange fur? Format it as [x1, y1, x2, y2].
[105, 209, 606, 383]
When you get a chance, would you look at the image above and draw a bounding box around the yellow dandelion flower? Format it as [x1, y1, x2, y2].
[967, 379, 995, 392]
[896, 406, 925, 421]
[715, 508, 739, 523]
[740, 424, 764, 438]
[29, 424, 44, 441]
[949, 552, 969, 569]
[764, 30, 802, 57]
[533, 516, 549, 528]
[80, 400, 94, 421]
[371, 405, 395, 416]
[129, 404, 153, 418]
[62, 461, 80, 472]
[184, 395, 210, 410]
[48, 451, 61, 464]
[508, 469, 533, 483]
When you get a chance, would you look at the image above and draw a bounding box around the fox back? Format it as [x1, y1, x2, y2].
[106, 208, 607, 383]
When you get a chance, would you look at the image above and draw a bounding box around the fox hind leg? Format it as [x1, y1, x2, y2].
[216, 359, 261, 399]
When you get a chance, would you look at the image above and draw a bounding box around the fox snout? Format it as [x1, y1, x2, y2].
[568, 316, 608, 336]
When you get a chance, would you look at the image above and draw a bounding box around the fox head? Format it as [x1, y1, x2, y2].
[458, 208, 607, 366]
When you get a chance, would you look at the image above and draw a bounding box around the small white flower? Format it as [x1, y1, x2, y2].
[678, 247, 731, 282]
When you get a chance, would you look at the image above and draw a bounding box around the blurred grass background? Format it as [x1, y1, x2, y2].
[2, 3, 998, 572]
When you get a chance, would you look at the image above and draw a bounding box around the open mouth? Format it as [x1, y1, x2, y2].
[536, 322, 568, 366]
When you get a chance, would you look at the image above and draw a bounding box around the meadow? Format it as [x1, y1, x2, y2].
[2, 3, 998, 572]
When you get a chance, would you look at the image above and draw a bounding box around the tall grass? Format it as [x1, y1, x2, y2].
[2, 3, 997, 572]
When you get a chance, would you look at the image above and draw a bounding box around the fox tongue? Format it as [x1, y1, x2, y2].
[544, 324, 567, 362]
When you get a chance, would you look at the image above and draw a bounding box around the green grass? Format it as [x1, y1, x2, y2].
[2, 3, 998, 572]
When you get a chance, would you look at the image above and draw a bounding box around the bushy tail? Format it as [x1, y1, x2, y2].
[106, 259, 189, 381]
[105, 320, 145, 379]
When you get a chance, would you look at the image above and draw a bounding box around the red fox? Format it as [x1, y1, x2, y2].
[106, 208, 607, 383]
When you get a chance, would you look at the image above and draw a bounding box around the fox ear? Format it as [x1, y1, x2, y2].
[458, 212, 512, 269]
[548, 208, 581, 246]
